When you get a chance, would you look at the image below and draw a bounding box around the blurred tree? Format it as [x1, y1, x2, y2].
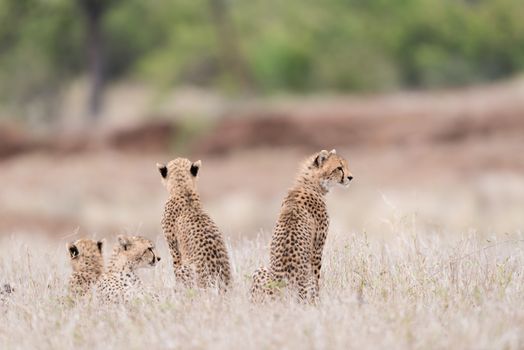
[77, 0, 117, 122]
[0, 0, 83, 124]
[1, 0, 524, 124]
[208, 0, 252, 90]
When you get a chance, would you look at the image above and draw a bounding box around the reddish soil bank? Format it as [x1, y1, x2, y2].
[1, 80, 523, 165]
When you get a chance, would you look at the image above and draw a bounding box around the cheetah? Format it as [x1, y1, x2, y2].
[95, 235, 160, 303]
[250, 149, 353, 303]
[157, 157, 232, 291]
[67, 238, 104, 299]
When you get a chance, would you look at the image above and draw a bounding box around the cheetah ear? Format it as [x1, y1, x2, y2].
[330, 149, 336, 155]
[190, 160, 201, 177]
[68, 243, 79, 259]
[156, 163, 168, 179]
[117, 235, 131, 251]
[97, 240, 103, 253]
[313, 150, 330, 167]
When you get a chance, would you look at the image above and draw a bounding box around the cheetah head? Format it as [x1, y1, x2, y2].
[116, 235, 161, 269]
[308, 149, 353, 192]
[156, 157, 201, 194]
[67, 238, 104, 273]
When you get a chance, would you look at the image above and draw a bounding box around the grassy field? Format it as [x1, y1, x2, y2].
[1, 222, 524, 349]
[1, 142, 524, 349]
[2, 65, 524, 350]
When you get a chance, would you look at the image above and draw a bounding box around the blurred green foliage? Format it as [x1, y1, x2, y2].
[1, 0, 524, 107]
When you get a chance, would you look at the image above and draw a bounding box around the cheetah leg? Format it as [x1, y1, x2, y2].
[311, 250, 323, 302]
[195, 266, 211, 289]
[174, 265, 196, 288]
[289, 267, 317, 304]
[311, 228, 327, 303]
[307, 274, 319, 304]
[296, 276, 319, 304]
[294, 274, 312, 303]
[250, 267, 280, 303]
[167, 238, 195, 288]
[219, 268, 231, 293]
[189, 263, 231, 292]
[167, 239, 183, 267]
[214, 266, 232, 294]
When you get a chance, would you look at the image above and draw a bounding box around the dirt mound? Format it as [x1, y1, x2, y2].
[102, 120, 176, 152]
[2, 80, 524, 160]
[195, 110, 524, 155]
[0, 120, 177, 160]
[0, 124, 42, 159]
[195, 81, 524, 154]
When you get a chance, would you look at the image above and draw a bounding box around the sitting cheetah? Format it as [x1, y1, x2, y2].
[157, 157, 232, 291]
[96, 235, 160, 303]
[67, 238, 104, 299]
[250, 149, 353, 303]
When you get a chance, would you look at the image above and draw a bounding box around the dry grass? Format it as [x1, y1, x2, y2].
[1, 217, 524, 349]
[1, 149, 524, 349]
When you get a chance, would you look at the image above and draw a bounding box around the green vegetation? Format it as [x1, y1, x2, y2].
[1, 0, 524, 106]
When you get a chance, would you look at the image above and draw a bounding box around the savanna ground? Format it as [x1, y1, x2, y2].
[1, 81, 524, 349]
[2, 214, 524, 349]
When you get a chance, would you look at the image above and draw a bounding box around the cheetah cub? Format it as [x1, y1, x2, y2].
[250, 149, 353, 303]
[157, 157, 232, 291]
[67, 238, 104, 299]
[96, 235, 160, 303]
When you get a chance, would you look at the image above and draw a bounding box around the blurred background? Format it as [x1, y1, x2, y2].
[0, 0, 523, 242]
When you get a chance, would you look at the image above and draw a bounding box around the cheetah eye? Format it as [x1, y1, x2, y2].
[337, 166, 343, 172]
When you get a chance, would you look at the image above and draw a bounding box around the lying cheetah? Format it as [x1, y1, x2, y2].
[157, 157, 232, 291]
[67, 238, 104, 299]
[250, 149, 353, 303]
[96, 235, 160, 303]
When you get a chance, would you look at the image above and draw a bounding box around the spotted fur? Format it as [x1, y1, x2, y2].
[250, 149, 353, 303]
[157, 157, 232, 291]
[67, 238, 104, 299]
[96, 235, 160, 303]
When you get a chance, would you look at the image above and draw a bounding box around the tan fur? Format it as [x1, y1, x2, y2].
[67, 238, 104, 299]
[158, 157, 232, 291]
[96, 235, 160, 303]
[250, 149, 353, 303]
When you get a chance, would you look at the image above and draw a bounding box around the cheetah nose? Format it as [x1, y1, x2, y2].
[347, 176, 353, 181]
[157, 257, 161, 262]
